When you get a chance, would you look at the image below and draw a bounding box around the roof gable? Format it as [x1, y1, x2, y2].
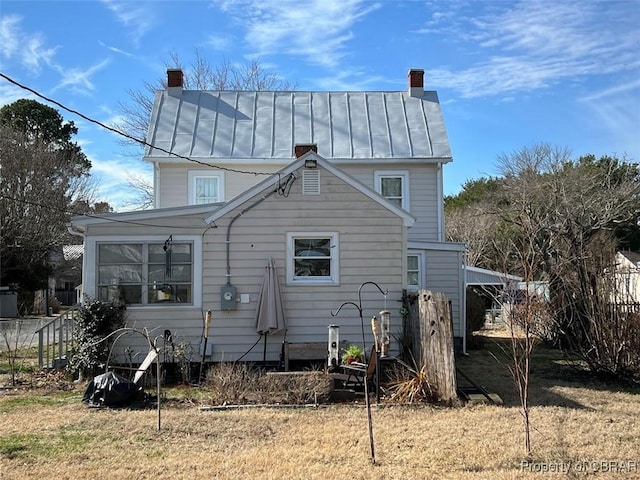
[618, 251, 640, 267]
[205, 151, 416, 227]
[145, 90, 452, 162]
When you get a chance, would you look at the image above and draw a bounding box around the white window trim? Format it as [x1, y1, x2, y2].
[374, 170, 410, 211]
[188, 170, 225, 205]
[286, 232, 339, 285]
[407, 250, 425, 292]
[84, 235, 202, 308]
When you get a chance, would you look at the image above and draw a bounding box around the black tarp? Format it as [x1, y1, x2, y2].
[82, 371, 142, 407]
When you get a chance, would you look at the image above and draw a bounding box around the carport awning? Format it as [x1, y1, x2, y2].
[465, 266, 522, 286]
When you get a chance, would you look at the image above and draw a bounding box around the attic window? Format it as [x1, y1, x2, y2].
[302, 170, 320, 195]
[188, 171, 225, 205]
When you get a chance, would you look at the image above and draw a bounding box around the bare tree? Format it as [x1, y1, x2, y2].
[446, 203, 498, 268]
[539, 154, 640, 377]
[487, 143, 640, 455]
[445, 177, 505, 270]
[120, 173, 154, 211]
[492, 144, 564, 457]
[0, 320, 35, 386]
[115, 50, 297, 209]
[0, 125, 95, 296]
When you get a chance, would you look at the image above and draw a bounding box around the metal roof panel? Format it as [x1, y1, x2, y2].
[145, 89, 452, 162]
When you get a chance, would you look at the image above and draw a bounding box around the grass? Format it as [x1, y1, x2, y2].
[1, 330, 639, 479]
[0, 345, 39, 375]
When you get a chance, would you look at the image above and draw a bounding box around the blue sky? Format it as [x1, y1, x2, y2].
[1, 0, 639, 210]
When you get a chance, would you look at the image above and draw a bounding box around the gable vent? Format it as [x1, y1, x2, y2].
[303, 170, 320, 195]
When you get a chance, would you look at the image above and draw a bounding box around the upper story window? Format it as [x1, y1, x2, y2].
[97, 242, 193, 305]
[374, 171, 410, 211]
[286, 232, 339, 285]
[188, 171, 225, 205]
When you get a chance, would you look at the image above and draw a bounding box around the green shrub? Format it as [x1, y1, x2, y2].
[67, 298, 126, 379]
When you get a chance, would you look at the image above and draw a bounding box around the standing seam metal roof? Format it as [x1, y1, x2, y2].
[145, 90, 452, 161]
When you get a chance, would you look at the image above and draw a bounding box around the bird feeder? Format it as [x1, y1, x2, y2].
[328, 324, 339, 368]
[379, 310, 390, 357]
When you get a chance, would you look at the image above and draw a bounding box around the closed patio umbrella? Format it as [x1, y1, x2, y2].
[255, 258, 287, 361]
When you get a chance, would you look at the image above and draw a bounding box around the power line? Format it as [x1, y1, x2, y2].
[0, 72, 297, 227]
[0, 72, 272, 177]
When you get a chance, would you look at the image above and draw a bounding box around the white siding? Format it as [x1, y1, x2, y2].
[423, 248, 465, 339]
[93, 166, 408, 363]
[341, 163, 440, 242]
[155, 160, 441, 242]
[157, 163, 284, 208]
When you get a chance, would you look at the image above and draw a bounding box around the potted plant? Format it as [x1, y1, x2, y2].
[341, 344, 364, 365]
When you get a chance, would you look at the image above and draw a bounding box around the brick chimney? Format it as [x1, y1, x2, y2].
[167, 68, 183, 96]
[408, 69, 424, 97]
[294, 143, 318, 158]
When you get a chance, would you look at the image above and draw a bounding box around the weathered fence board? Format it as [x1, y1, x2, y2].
[405, 290, 458, 403]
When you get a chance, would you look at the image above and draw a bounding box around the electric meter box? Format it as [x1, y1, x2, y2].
[220, 285, 237, 310]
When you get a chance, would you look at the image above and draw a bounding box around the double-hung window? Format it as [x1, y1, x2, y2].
[188, 171, 224, 205]
[407, 252, 423, 292]
[374, 171, 409, 210]
[286, 232, 339, 284]
[97, 242, 193, 305]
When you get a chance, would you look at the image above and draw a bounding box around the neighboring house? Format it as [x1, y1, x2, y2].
[49, 245, 83, 306]
[70, 69, 466, 363]
[613, 251, 640, 303]
[33, 245, 83, 314]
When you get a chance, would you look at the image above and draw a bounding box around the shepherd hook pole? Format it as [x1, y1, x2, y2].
[331, 281, 388, 465]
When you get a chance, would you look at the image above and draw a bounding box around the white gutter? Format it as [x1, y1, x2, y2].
[437, 163, 444, 241]
[154, 161, 160, 208]
[461, 249, 467, 355]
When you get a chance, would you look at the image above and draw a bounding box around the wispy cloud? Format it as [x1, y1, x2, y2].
[99, 0, 156, 45]
[313, 69, 385, 91]
[579, 77, 640, 161]
[211, 0, 380, 68]
[204, 34, 234, 52]
[52, 59, 111, 94]
[89, 155, 152, 210]
[0, 82, 33, 107]
[0, 15, 57, 74]
[0, 15, 22, 59]
[98, 40, 134, 57]
[580, 78, 640, 102]
[420, 1, 640, 99]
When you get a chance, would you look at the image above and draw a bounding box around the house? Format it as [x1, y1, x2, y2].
[613, 251, 640, 303]
[49, 245, 83, 306]
[70, 69, 466, 363]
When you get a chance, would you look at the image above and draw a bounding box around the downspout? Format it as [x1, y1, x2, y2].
[437, 162, 444, 241]
[67, 225, 86, 304]
[461, 248, 467, 355]
[154, 162, 160, 208]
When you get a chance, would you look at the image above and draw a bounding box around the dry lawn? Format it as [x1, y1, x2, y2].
[1, 331, 639, 479]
